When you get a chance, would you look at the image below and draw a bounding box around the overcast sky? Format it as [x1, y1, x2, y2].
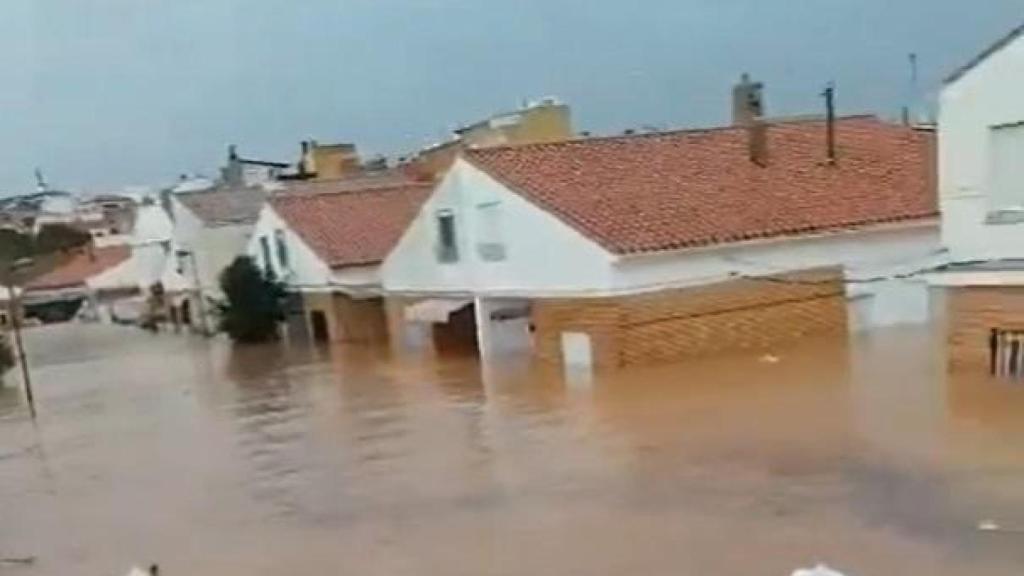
[2, 0, 1022, 195]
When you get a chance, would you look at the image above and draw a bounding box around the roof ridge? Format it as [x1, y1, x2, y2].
[274, 182, 431, 202]
[464, 114, 885, 157]
[945, 20, 1024, 85]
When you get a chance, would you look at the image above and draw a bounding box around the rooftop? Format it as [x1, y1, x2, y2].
[26, 246, 132, 291]
[465, 115, 937, 255]
[175, 186, 268, 227]
[271, 183, 432, 269]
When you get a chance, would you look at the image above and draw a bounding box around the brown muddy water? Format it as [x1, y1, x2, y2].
[2, 324, 1024, 575]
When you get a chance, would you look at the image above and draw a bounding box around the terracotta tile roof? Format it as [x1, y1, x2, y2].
[465, 116, 937, 255]
[26, 246, 132, 291]
[175, 186, 267, 227]
[270, 183, 432, 269]
[281, 170, 419, 196]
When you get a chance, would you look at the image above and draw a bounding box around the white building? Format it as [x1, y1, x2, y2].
[383, 114, 940, 369]
[248, 181, 430, 343]
[930, 22, 1024, 372]
[167, 186, 268, 332]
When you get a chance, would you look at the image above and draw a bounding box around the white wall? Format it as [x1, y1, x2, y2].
[940, 32, 1024, 263]
[171, 196, 254, 298]
[382, 159, 615, 295]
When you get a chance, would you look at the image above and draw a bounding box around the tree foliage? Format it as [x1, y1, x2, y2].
[34, 223, 91, 254]
[218, 256, 284, 343]
[0, 229, 33, 264]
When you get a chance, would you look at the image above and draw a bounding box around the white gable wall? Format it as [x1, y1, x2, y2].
[172, 196, 255, 297]
[249, 204, 332, 289]
[940, 32, 1024, 264]
[382, 159, 615, 295]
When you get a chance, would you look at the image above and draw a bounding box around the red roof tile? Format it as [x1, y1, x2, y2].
[466, 116, 937, 255]
[270, 183, 432, 269]
[26, 246, 132, 291]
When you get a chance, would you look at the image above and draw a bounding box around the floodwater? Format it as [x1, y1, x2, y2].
[2, 325, 1024, 575]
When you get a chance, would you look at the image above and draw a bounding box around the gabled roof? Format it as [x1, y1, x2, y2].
[26, 246, 132, 291]
[175, 186, 267, 227]
[270, 183, 432, 269]
[464, 116, 937, 255]
[945, 21, 1024, 85]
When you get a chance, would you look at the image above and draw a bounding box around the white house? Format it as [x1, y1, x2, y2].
[929, 22, 1024, 372]
[383, 114, 940, 369]
[168, 186, 267, 331]
[248, 181, 430, 343]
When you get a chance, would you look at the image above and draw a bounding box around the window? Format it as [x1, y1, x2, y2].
[475, 201, 506, 261]
[436, 209, 458, 263]
[987, 122, 1024, 221]
[274, 230, 289, 271]
[259, 236, 273, 273]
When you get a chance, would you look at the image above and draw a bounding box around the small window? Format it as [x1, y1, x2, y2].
[259, 236, 273, 273]
[475, 201, 506, 262]
[988, 122, 1024, 219]
[274, 230, 289, 271]
[436, 209, 458, 263]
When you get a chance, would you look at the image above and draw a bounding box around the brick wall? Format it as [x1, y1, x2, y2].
[532, 268, 846, 369]
[302, 291, 388, 343]
[946, 286, 1024, 369]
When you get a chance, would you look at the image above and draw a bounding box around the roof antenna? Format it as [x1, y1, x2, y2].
[822, 82, 837, 164]
[34, 168, 48, 193]
[902, 52, 918, 125]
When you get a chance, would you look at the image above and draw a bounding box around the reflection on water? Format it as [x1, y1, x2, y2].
[2, 323, 1024, 575]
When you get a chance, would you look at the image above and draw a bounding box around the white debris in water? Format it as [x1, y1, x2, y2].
[125, 568, 150, 576]
[791, 564, 847, 576]
[978, 519, 1001, 531]
[760, 354, 781, 364]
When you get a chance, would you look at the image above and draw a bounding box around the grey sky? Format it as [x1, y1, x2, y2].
[2, 0, 1022, 195]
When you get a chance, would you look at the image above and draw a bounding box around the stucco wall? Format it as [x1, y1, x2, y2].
[940, 33, 1024, 262]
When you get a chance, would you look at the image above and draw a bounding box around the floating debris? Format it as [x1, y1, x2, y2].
[791, 564, 847, 576]
[759, 354, 781, 364]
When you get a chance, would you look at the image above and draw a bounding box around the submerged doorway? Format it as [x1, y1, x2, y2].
[310, 310, 330, 343]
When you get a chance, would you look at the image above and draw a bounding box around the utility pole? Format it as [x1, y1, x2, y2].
[5, 258, 36, 419]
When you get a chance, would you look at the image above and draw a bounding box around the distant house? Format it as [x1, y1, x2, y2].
[23, 246, 137, 323]
[168, 186, 268, 332]
[928, 22, 1024, 372]
[248, 181, 431, 343]
[383, 93, 939, 369]
[407, 98, 573, 181]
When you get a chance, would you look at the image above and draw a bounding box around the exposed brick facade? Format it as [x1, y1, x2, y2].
[946, 286, 1024, 369]
[302, 291, 388, 343]
[531, 268, 846, 369]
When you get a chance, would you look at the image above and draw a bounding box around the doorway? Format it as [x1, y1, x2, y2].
[310, 310, 330, 343]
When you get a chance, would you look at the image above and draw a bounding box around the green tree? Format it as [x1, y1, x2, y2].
[34, 223, 91, 254]
[218, 256, 284, 343]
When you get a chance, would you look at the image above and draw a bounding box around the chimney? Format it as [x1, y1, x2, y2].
[748, 119, 768, 166]
[228, 144, 238, 161]
[732, 73, 765, 126]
